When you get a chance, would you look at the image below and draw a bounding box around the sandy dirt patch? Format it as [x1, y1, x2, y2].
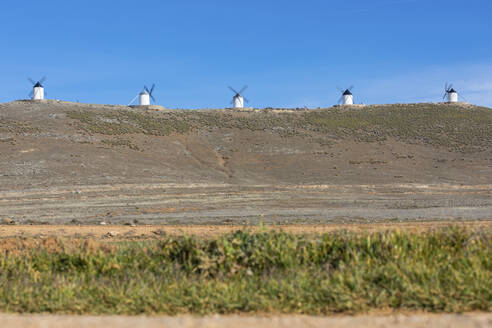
[0, 313, 490, 328]
[0, 221, 490, 240]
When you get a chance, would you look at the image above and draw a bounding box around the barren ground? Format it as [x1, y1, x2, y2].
[0, 221, 490, 241]
[1, 100, 491, 225]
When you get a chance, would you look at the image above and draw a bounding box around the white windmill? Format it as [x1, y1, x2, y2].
[129, 84, 156, 106]
[443, 83, 458, 103]
[228, 85, 249, 108]
[28, 77, 47, 100]
[337, 86, 354, 105]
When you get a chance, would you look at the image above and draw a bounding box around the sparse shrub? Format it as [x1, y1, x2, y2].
[66, 104, 492, 152]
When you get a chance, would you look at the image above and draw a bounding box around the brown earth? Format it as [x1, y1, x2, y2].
[0, 221, 491, 241]
[0, 313, 490, 328]
[0, 100, 491, 225]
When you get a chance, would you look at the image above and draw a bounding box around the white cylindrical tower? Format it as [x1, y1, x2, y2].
[447, 89, 458, 103]
[342, 90, 353, 105]
[139, 91, 150, 106]
[233, 95, 244, 108]
[33, 82, 44, 100]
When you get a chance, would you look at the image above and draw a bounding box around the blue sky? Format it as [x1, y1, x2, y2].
[1, 0, 491, 108]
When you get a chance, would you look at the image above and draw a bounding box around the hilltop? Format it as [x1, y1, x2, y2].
[0, 100, 491, 224]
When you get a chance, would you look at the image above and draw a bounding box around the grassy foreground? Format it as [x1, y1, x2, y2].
[0, 227, 490, 315]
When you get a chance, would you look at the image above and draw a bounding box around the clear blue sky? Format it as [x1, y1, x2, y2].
[1, 0, 491, 108]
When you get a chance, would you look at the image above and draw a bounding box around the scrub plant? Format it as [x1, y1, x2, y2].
[0, 227, 490, 314]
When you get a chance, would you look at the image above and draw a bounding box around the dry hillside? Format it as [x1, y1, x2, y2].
[0, 100, 491, 224]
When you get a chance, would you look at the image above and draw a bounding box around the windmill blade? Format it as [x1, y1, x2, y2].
[28, 90, 33, 98]
[244, 97, 250, 104]
[348, 85, 354, 91]
[144, 85, 149, 93]
[448, 84, 453, 91]
[150, 94, 156, 103]
[444, 82, 448, 91]
[28, 78, 36, 85]
[336, 86, 343, 93]
[459, 92, 467, 102]
[128, 94, 139, 106]
[44, 91, 48, 97]
[149, 83, 155, 96]
[228, 86, 239, 94]
[239, 85, 248, 94]
[39, 76, 47, 84]
[338, 96, 343, 104]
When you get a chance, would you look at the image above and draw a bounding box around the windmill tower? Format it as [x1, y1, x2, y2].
[228, 85, 249, 108]
[443, 83, 458, 103]
[337, 86, 354, 105]
[28, 77, 46, 100]
[129, 84, 156, 106]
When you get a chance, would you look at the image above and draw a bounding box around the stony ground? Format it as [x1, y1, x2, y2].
[1, 183, 492, 225]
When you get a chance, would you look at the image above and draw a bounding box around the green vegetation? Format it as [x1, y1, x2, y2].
[66, 110, 191, 136]
[101, 138, 140, 151]
[66, 104, 492, 152]
[0, 119, 40, 134]
[302, 104, 492, 151]
[0, 227, 490, 314]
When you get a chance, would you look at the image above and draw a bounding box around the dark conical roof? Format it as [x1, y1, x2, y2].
[34, 82, 43, 88]
[448, 88, 457, 93]
[343, 89, 352, 95]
